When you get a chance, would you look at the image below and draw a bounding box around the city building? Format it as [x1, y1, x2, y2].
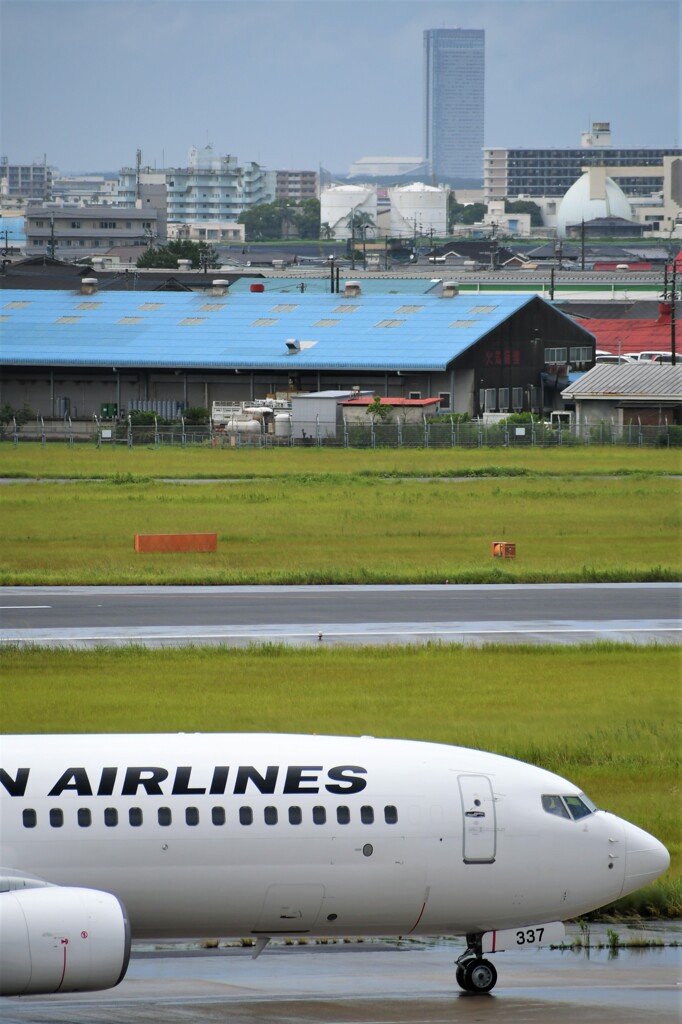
[267, 170, 318, 201]
[116, 146, 269, 224]
[484, 124, 682, 201]
[51, 175, 117, 204]
[168, 221, 245, 244]
[423, 28, 485, 182]
[23, 205, 159, 259]
[0, 158, 53, 201]
[348, 157, 428, 179]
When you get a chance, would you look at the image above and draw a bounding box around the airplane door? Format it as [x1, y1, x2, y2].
[459, 775, 496, 864]
[253, 884, 325, 933]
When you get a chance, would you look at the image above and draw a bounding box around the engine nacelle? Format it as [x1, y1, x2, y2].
[0, 885, 130, 996]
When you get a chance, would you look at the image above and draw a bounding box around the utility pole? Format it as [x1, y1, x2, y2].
[663, 258, 678, 366]
[48, 215, 56, 259]
[350, 207, 355, 271]
[580, 219, 585, 270]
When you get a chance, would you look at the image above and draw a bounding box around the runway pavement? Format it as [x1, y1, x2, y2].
[1, 582, 680, 648]
[3, 940, 680, 1024]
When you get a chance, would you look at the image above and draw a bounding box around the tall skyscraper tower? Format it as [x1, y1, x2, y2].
[424, 28, 485, 181]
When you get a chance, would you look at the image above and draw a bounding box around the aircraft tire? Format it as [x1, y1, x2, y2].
[455, 963, 470, 991]
[462, 958, 497, 993]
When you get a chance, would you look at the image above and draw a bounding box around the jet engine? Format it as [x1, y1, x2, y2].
[0, 885, 130, 996]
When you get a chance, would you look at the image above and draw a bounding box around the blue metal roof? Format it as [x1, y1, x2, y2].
[0, 288, 552, 371]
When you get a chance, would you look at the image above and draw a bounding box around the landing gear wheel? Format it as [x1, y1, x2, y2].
[463, 958, 497, 993]
[455, 963, 469, 991]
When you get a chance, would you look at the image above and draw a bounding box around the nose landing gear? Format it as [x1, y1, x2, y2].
[455, 932, 498, 993]
[455, 957, 497, 993]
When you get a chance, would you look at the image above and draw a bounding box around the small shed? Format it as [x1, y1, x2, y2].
[339, 395, 442, 424]
[561, 363, 682, 426]
[290, 390, 372, 440]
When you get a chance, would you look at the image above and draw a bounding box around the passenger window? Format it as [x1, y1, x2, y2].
[129, 807, 143, 827]
[289, 806, 302, 825]
[77, 808, 92, 828]
[49, 808, 64, 828]
[239, 806, 253, 825]
[337, 806, 350, 824]
[22, 808, 37, 828]
[542, 795, 570, 819]
[186, 807, 199, 826]
[564, 795, 594, 820]
[361, 805, 374, 824]
[212, 806, 226, 826]
[312, 805, 326, 824]
[384, 805, 398, 824]
[264, 806, 278, 825]
[104, 807, 118, 827]
[158, 807, 172, 826]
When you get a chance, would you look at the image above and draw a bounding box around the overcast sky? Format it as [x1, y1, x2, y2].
[1, 0, 679, 174]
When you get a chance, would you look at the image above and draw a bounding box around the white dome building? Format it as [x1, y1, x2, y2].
[389, 182, 449, 240]
[556, 167, 633, 238]
[320, 184, 377, 241]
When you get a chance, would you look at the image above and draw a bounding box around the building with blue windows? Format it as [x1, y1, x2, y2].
[424, 28, 485, 183]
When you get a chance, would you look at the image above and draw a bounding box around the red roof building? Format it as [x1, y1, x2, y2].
[572, 303, 675, 358]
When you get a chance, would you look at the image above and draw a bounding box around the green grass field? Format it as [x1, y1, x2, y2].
[1, 474, 680, 584]
[3, 641, 679, 916]
[0, 443, 680, 480]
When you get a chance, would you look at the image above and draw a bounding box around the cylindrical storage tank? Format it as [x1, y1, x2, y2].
[237, 419, 261, 434]
[389, 183, 448, 239]
[250, 282, 265, 293]
[320, 185, 377, 241]
[274, 413, 292, 438]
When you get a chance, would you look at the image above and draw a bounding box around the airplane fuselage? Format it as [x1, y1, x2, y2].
[1, 733, 667, 940]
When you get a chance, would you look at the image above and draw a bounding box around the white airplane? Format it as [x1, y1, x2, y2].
[0, 733, 669, 997]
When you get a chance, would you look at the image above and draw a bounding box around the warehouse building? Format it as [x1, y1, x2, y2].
[0, 281, 595, 421]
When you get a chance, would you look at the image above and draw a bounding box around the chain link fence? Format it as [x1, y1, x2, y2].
[1, 416, 680, 449]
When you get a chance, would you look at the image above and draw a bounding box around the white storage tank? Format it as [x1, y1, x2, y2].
[224, 417, 261, 435]
[389, 182, 448, 240]
[320, 184, 377, 241]
[274, 413, 292, 438]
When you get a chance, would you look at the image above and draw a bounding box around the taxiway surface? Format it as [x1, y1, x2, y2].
[1, 582, 680, 648]
[3, 942, 680, 1024]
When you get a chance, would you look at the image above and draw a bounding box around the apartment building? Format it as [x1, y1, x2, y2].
[24, 205, 158, 258]
[0, 158, 53, 200]
[116, 146, 269, 223]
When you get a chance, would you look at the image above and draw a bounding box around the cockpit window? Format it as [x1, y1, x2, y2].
[564, 794, 597, 820]
[543, 793, 598, 820]
[542, 795, 570, 819]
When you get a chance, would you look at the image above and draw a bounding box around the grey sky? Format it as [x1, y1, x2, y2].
[1, 0, 679, 174]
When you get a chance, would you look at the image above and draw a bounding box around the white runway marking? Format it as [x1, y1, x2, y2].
[0, 605, 52, 610]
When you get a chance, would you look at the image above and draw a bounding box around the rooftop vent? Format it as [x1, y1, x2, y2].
[177, 259, 192, 271]
[212, 279, 229, 297]
[441, 281, 460, 298]
[80, 277, 98, 295]
[344, 281, 361, 297]
[285, 338, 301, 353]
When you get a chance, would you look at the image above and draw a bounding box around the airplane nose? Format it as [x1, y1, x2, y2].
[622, 821, 670, 894]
